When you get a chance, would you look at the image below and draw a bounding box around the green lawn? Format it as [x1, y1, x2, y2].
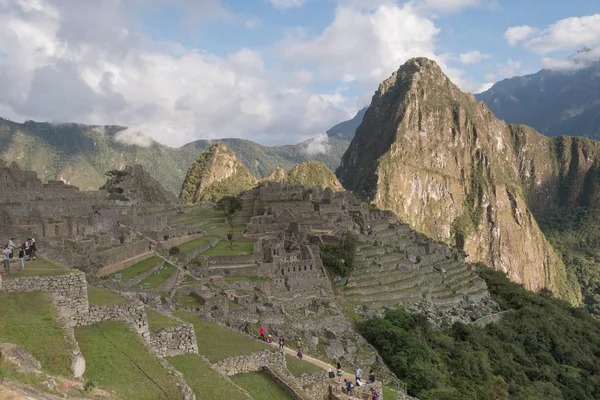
[231, 372, 294, 400]
[383, 386, 400, 399]
[110, 257, 158, 281]
[206, 224, 247, 234]
[178, 236, 219, 253]
[168, 354, 248, 399]
[285, 354, 325, 377]
[0, 292, 74, 377]
[224, 276, 271, 282]
[146, 309, 182, 332]
[174, 311, 270, 363]
[136, 263, 176, 289]
[4, 257, 70, 280]
[201, 240, 254, 256]
[174, 294, 202, 308]
[87, 287, 129, 306]
[75, 322, 183, 400]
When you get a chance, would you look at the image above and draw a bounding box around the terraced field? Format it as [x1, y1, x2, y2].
[343, 225, 488, 308]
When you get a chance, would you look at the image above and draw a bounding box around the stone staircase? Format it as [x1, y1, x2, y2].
[342, 227, 489, 309]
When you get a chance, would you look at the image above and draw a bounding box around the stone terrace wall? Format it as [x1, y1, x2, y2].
[76, 301, 150, 339]
[157, 234, 203, 251]
[97, 251, 154, 277]
[213, 349, 285, 375]
[0, 272, 89, 327]
[208, 255, 255, 266]
[148, 324, 198, 357]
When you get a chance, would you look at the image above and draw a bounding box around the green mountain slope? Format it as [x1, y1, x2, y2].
[0, 118, 351, 194]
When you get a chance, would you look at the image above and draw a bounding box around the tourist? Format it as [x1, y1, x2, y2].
[259, 326, 265, 341]
[18, 247, 24, 271]
[356, 376, 364, 387]
[30, 238, 36, 260]
[7, 238, 15, 259]
[267, 334, 273, 343]
[355, 366, 363, 382]
[278, 335, 285, 349]
[344, 379, 354, 395]
[296, 338, 302, 352]
[328, 368, 335, 379]
[336, 362, 343, 383]
[371, 388, 380, 399]
[2, 246, 11, 275]
[369, 370, 376, 383]
[24, 239, 31, 261]
[297, 348, 303, 359]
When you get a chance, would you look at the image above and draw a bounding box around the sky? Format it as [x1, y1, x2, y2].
[0, 0, 599, 148]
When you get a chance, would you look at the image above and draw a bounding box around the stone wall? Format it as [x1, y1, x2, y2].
[97, 250, 154, 277]
[157, 234, 204, 251]
[0, 272, 89, 327]
[148, 324, 198, 357]
[76, 301, 149, 338]
[213, 349, 285, 375]
[208, 255, 255, 266]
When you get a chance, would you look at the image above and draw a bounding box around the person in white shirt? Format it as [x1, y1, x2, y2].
[3, 246, 11, 275]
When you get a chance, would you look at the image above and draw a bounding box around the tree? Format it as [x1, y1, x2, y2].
[215, 196, 243, 249]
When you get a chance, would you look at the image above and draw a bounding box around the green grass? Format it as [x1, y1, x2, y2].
[231, 372, 294, 400]
[75, 322, 183, 400]
[146, 309, 182, 332]
[110, 257, 158, 281]
[178, 236, 219, 252]
[224, 275, 271, 282]
[136, 263, 176, 289]
[285, 354, 324, 377]
[201, 240, 254, 256]
[383, 386, 400, 400]
[175, 294, 202, 308]
[87, 287, 129, 306]
[168, 354, 248, 399]
[206, 224, 247, 234]
[0, 292, 74, 377]
[174, 311, 270, 363]
[4, 257, 69, 280]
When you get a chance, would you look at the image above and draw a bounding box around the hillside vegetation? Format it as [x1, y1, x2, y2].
[361, 267, 600, 400]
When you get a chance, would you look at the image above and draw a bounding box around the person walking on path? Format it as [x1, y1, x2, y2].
[296, 338, 302, 352]
[18, 247, 24, 271]
[3, 246, 11, 275]
[278, 335, 285, 349]
[328, 368, 335, 379]
[369, 370, 376, 383]
[7, 238, 15, 259]
[30, 238, 37, 260]
[336, 362, 343, 383]
[259, 326, 265, 341]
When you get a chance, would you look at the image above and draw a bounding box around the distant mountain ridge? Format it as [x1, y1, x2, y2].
[0, 114, 363, 194]
[476, 51, 600, 139]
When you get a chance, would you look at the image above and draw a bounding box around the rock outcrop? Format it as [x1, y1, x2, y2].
[287, 161, 343, 191]
[262, 167, 288, 182]
[100, 164, 177, 204]
[179, 142, 257, 203]
[337, 57, 582, 304]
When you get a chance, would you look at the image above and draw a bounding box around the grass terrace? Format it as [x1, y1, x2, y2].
[231, 372, 294, 400]
[201, 240, 254, 256]
[136, 263, 176, 289]
[87, 287, 129, 306]
[174, 293, 203, 308]
[285, 354, 324, 377]
[109, 257, 158, 281]
[146, 309, 181, 332]
[0, 292, 74, 377]
[75, 321, 183, 400]
[4, 257, 70, 280]
[174, 311, 270, 363]
[178, 236, 219, 253]
[168, 354, 248, 399]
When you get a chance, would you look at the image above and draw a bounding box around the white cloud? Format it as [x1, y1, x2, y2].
[244, 16, 262, 30]
[541, 47, 600, 71]
[497, 59, 523, 78]
[414, 0, 479, 13]
[268, 0, 309, 10]
[303, 133, 330, 155]
[484, 73, 496, 81]
[115, 129, 155, 147]
[523, 14, 600, 54]
[459, 50, 490, 64]
[504, 25, 539, 45]
[475, 82, 493, 93]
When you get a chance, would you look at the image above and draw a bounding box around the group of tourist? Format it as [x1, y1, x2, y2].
[2, 237, 37, 275]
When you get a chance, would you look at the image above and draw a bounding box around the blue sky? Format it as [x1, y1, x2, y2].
[0, 0, 598, 148]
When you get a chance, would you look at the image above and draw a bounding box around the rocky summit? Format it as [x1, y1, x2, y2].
[179, 141, 258, 203]
[269, 161, 344, 191]
[100, 164, 177, 205]
[337, 57, 585, 304]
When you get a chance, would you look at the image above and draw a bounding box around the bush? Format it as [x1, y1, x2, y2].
[169, 246, 180, 256]
[321, 232, 357, 277]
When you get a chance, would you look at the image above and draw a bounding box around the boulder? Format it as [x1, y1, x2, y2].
[70, 352, 86, 378]
[0, 343, 41, 374]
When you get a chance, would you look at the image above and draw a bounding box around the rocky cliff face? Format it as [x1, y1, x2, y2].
[179, 142, 257, 203]
[100, 164, 177, 205]
[261, 167, 288, 182]
[287, 161, 343, 191]
[338, 57, 583, 304]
